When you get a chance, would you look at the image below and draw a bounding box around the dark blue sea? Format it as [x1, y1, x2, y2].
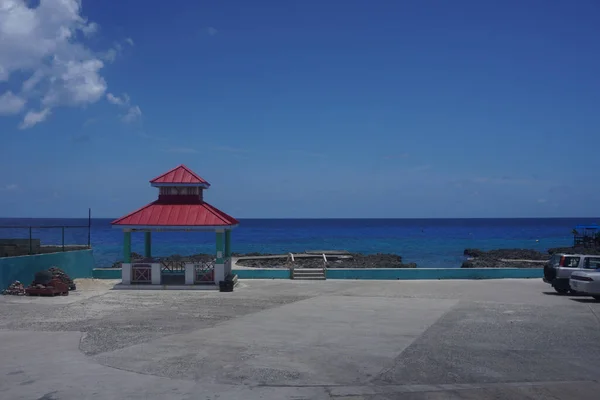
[0, 218, 594, 268]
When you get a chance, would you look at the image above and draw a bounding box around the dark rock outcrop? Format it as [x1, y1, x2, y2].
[462, 248, 547, 269]
[463, 248, 547, 260]
[547, 246, 600, 255]
[237, 253, 416, 269]
[111, 252, 416, 269]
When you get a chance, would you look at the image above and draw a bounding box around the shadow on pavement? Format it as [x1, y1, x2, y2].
[542, 291, 587, 297]
[570, 298, 600, 303]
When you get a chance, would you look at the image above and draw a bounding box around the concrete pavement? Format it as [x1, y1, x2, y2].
[1, 278, 600, 399]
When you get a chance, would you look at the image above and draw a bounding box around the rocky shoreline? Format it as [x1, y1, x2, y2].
[461, 246, 600, 268]
[108, 246, 600, 270]
[111, 252, 417, 269]
[237, 253, 417, 269]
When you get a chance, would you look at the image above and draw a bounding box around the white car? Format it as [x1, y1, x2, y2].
[569, 270, 600, 300]
[544, 254, 600, 294]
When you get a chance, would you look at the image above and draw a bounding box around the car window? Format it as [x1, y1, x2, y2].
[549, 255, 561, 267]
[584, 257, 600, 269]
[564, 257, 580, 267]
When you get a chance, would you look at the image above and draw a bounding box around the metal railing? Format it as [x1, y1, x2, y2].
[0, 210, 92, 257]
[194, 261, 215, 283]
[131, 263, 152, 283]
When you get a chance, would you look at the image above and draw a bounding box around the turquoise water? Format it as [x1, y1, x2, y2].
[0, 218, 591, 268]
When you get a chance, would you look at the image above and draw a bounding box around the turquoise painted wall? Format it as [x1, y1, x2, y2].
[0, 250, 95, 290]
[231, 268, 542, 280]
[92, 268, 293, 280]
[324, 268, 543, 280]
[93, 268, 121, 279]
[233, 269, 291, 279]
[92, 267, 542, 281]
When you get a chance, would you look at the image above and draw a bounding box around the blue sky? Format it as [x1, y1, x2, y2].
[1, 0, 599, 218]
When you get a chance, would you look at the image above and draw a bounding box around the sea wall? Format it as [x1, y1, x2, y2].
[234, 268, 291, 279]
[0, 250, 95, 289]
[92, 267, 543, 280]
[324, 268, 543, 280]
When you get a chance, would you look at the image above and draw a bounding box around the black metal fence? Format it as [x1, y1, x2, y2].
[0, 211, 92, 257]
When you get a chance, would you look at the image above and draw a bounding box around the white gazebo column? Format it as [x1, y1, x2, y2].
[224, 229, 232, 276]
[151, 263, 161, 285]
[214, 230, 225, 283]
[122, 229, 132, 284]
[122, 263, 131, 284]
[185, 263, 195, 285]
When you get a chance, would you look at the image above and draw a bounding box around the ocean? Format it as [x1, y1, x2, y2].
[0, 218, 593, 268]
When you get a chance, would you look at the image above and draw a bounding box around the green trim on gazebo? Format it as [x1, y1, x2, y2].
[123, 231, 132, 263]
[225, 230, 231, 258]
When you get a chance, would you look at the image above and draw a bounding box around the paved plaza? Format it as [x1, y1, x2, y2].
[1, 278, 600, 399]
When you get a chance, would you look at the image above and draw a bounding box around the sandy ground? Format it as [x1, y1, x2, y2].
[1, 278, 600, 399]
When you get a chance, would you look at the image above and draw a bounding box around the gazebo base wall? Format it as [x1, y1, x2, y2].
[122, 263, 161, 285]
[122, 263, 131, 284]
[120, 262, 222, 286]
[185, 264, 194, 285]
[214, 263, 225, 283]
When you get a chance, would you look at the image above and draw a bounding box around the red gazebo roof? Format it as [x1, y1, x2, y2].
[150, 164, 210, 186]
[111, 201, 238, 227]
[111, 165, 237, 229]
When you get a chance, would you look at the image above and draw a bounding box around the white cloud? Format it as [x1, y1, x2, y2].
[207, 27, 218, 36]
[0, 91, 26, 115]
[41, 59, 107, 107]
[0, 183, 18, 191]
[101, 38, 134, 63]
[106, 92, 130, 106]
[537, 199, 547, 204]
[19, 108, 51, 129]
[106, 92, 141, 123]
[100, 48, 117, 63]
[0, 0, 130, 128]
[81, 21, 98, 37]
[122, 105, 141, 123]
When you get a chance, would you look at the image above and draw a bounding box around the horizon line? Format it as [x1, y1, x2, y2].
[1, 216, 599, 220]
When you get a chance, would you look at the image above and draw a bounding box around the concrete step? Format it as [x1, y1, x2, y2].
[293, 276, 326, 280]
[293, 271, 325, 276]
[291, 268, 326, 280]
[293, 268, 325, 272]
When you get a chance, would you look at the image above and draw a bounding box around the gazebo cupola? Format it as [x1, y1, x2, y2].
[151, 164, 211, 204]
[111, 164, 239, 286]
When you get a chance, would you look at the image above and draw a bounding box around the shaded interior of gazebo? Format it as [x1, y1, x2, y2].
[111, 165, 239, 286]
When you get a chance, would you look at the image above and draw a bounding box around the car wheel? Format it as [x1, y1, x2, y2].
[554, 286, 569, 294]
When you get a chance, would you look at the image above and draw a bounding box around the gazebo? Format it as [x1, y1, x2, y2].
[111, 164, 239, 286]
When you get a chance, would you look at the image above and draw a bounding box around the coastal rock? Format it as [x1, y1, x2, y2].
[2, 281, 25, 296]
[48, 267, 76, 291]
[461, 248, 548, 269]
[461, 259, 543, 269]
[237, 253, 416, 269]
[547, 246, 600, 255]
[109, 252, 416, 269]
[463, 248, 547, 260]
